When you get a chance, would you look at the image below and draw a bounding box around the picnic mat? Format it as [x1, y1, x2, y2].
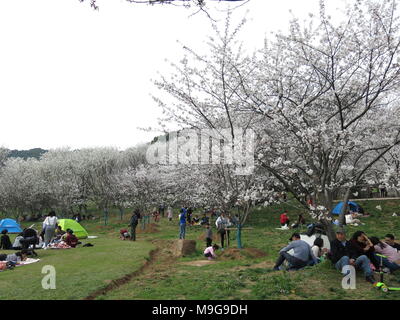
[18, 258, 41, 266]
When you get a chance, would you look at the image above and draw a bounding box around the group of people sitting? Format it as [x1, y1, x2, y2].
[273, 231, 400, 284]
[0, 211, 82, 257]
[0, 249, 30, 270]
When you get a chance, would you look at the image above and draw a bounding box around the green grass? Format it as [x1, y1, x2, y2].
[2, 199, 400, 300]
[0, 219, 155, 300]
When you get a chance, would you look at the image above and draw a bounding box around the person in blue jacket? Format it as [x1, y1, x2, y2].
[179, 207, 187, 239]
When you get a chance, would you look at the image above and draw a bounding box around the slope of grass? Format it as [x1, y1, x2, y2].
[101, 199, 400, 300]
[1, 199, 400, 300]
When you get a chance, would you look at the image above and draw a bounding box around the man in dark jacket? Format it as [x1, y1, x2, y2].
[329, 231, 375, 284]
[129, 209, 141, 241]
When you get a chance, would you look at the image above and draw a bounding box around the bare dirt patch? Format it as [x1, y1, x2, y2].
[218, 248, 267, 261]
[137, 223, 159, 234]
[181, 260, 217, 267]
[84, 239, 177, 300]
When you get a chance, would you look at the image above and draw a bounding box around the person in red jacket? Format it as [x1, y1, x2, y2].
[280, 211, 290, 227]
[65, 229, 79, 248]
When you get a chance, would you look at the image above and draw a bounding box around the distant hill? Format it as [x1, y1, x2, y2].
[7, 148, 48, 160]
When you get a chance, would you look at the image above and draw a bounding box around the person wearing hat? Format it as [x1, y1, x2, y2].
[273, 233, 318, 271]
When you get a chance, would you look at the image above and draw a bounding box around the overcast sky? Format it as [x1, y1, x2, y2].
[0, 0, 346, 150]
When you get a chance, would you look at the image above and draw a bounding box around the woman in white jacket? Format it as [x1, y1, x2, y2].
[43, 211, 58, 249]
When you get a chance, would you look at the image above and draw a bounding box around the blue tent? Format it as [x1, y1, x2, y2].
[0, 218, 23, 233]
[332, 201, 363, 215]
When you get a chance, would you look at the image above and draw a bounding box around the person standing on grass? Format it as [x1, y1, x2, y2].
[187, 207, 193, 225]
[43, 211, 58, 249]
[159, 203, 165, 218]
[204, 223, 213, 248]
[215, 212, 229, 249]
[167, 206, 173, 222]
[129, 209, 141, 241]
[179, 207, 187, 239]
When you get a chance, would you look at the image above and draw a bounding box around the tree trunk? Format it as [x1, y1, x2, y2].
[321, 218, 336, 242]
[236, 224, 243, 249]
[103, 207, 109, 226]
[338, 188, 352, 230]
[119, 207, 124, 220]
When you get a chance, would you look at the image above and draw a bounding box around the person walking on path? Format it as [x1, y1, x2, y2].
[43, 211, 58, 249]
[129, 209, 141, 241]
[179, 207, 187, 239]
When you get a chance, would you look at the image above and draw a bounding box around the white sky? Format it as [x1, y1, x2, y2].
[0, 0, 346, 150]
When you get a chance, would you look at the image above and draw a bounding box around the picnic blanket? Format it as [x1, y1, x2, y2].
[48, 242, 71, 249]
[18, 258, 40, 266]
[0, 258, 40, 272]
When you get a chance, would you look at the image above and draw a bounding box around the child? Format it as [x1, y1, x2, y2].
[0, 229, 12, 250]
[204, 223, 213, 248]
[54, 225, 66, 242]
[120, 228, 130, 240]
[204, 244, 219, 260]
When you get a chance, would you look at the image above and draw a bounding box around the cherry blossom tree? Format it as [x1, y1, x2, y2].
[253, 0, 400, 239]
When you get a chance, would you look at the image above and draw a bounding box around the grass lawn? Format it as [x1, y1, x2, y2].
[1, 199, 400, 300]
[0, 219, 155, 300]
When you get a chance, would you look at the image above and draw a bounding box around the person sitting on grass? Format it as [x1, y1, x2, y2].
[311, 238, 328, 262]
[280, 211, 290, 227]
[384, 234, 400, 251]
[370, 236, 400, 273]
[65, 229, 79, 248]
[193, 215, 200, 225]
[349, 231, 379, 269]
[273, 233, 318, 271]
[0, 229, 13, 250]
[12, 233, 24, 250]
[54, 225, 66, 242]
[204, 244, 219, 260]
[291, 214, 306, 229]
[200, 214, 209, 226]
[329, 231, 376, 284]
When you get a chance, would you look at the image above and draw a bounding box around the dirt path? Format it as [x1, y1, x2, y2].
[84, 238, 271, 300]
[84, 239, 178, 300]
